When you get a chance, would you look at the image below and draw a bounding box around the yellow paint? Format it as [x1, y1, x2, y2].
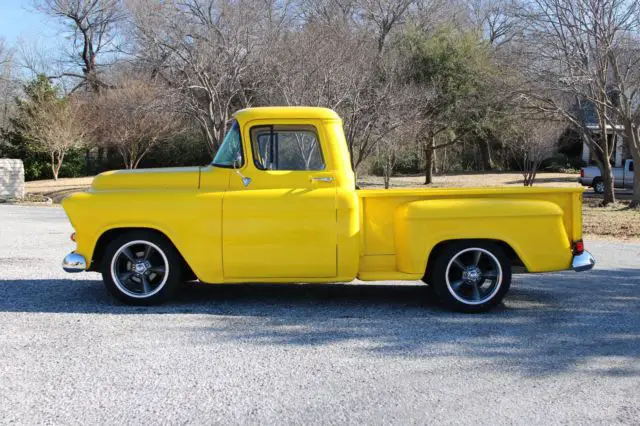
[62, 106, 585, 283]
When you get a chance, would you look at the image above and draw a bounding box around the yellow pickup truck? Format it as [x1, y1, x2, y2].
[61, 107, 594, 312]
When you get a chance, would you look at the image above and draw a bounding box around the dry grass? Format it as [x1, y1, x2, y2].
[23, 172, 639, 239]
[582, 198, 640, 240]
[358, 172, 581, 189]
[25, 176, 93, 203]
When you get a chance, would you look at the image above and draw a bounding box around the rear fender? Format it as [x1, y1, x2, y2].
[394, 198, 572, 274]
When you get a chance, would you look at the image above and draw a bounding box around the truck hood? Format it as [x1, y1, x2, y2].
[91, 167, 201, 191]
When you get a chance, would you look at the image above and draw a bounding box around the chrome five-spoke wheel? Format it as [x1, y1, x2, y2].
[445, 248, 502, 305]
[102, 230, 182, 305]
[429, 241, 512, 312]
[110, 240, 169, 298]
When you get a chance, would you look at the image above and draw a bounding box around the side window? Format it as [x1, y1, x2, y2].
[629, 161, 634, 172]
[251, 125, 325, 171]
[212, 121, 243, 167]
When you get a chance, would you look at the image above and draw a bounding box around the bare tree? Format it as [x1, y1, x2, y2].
[519, 0, 634, 205]
[0, 38, 17, 131]
[375, 118, 416, 188]
[0, 39, 10, 69]
[507, 119, 564, 186]
[467, 0, 519, 47]
[21, 96, 88, 180]
[32, 0, 126, 92]
[358, 0, 416, 53]
[259, 2, 408, 173]
[133, 0, 268, 157]
[91, 78, 182, 169]
[605, 19, 640, 208]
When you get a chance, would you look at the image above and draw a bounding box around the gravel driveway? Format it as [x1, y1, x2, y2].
[0, 204, 639, 425]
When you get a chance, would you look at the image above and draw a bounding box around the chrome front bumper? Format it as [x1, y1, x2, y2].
[572, 251, 595, 272]
[62, 252, 87, 273]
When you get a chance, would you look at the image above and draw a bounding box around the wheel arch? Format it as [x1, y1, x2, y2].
[424, 238, 525, 282]
[90, 227, 196, 280]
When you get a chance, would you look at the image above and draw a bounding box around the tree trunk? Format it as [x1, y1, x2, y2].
[631, 169, 640, 208]
[433, 148, 438, 174]
[522, 156, 532, 186]
[50, 152, 59, 181]
[424, 139, 434, 185]
[528, 166, 539, 186]
[479, 139, 494, 171]
[624, 123, 640, 208]
[600, 159, 616, 205]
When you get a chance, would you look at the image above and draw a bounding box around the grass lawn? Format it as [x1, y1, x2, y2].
[582, 198, 640, 240]
[23, 172, 639, 239]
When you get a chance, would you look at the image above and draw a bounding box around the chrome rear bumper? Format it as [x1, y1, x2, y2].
[572, 251, 595, 272]
[62, 252, 87, 273]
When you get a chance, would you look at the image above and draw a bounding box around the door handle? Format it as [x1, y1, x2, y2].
[310, 176, 334, 183]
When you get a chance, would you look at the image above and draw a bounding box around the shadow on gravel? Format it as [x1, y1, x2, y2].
[0, 268, 639, 377]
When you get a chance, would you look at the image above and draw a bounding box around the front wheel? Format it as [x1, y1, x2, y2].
[430, 241, 511, 313]
[102, 230, 182, 305]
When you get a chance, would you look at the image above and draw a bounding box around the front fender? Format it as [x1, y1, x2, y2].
[394, 198, 572, 274]
[61, 189, 224, 282]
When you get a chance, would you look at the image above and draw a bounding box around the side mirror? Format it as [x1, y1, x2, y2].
[232, 153, 242, 169]
[232, 154, 251, 187]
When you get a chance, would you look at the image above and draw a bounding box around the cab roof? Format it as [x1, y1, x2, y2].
[233, 106, 341, 122]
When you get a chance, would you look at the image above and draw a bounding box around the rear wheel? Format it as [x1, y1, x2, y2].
[430, 241, 511, 313]
[593, 178, 604, 194]
[102, 230, 182, 305]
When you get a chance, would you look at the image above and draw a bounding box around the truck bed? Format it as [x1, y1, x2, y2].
[355, 186, 584, 280]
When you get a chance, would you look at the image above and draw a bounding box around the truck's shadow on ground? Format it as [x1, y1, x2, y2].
[1, 268, 639, 377]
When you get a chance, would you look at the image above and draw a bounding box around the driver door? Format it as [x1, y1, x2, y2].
[222, 120, 337, 279]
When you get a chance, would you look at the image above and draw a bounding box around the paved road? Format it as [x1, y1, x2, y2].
[0, 205, 639, 425]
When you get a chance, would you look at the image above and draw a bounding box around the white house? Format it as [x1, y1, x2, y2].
[580, 124, 629, 167]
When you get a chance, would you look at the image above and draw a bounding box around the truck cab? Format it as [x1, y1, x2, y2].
[62, 107, 595, 312]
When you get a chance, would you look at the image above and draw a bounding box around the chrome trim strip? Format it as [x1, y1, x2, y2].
[572, 251, 595, 272]
[62, 252, 87, 273]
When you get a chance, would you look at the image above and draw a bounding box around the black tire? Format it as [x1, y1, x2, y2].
[102, 230, 182, 305]
[430, 241, 511, 313]
[592, 178, 604, 194]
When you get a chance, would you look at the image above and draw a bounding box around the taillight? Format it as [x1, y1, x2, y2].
[573, 240, 584, 254]
[70, 232, 76, 242]
[580, 169, 584, 177]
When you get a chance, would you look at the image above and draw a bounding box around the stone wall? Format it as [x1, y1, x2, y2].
[0, 159, 25, 200]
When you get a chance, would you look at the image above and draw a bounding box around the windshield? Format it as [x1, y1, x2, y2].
[212, 121, 243, 167]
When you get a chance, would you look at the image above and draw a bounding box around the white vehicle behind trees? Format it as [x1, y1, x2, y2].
[580, 160, 635, 193]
